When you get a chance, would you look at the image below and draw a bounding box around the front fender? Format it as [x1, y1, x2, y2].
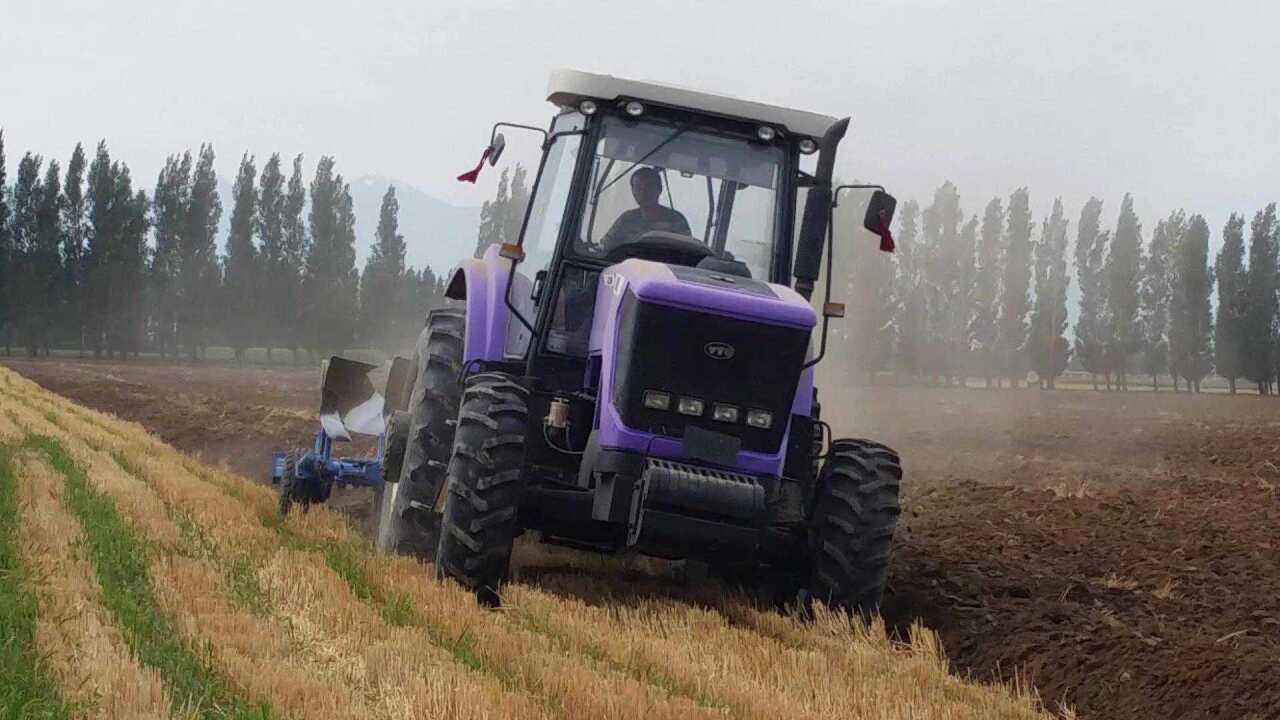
[444, 244, 533, 363]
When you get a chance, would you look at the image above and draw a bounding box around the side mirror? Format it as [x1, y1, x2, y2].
[862, 189, 897, 235]
[488, 133, 506, 166]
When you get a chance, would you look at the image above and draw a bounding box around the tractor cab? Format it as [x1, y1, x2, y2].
[491, 69, 847, 368]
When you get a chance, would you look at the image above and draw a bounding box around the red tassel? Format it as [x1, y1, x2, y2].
[456, 147, 492, 183]
[877, 215, 895, 253]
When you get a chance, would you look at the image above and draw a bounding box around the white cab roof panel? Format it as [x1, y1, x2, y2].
[547, 68, 841, 140]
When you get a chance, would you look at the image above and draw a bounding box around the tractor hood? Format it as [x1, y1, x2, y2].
[596, 259, 817, 330]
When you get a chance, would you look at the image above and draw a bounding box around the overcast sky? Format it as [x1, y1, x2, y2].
[3, 0, 1277, 244]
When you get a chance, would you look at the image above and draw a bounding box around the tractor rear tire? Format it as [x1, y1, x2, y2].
[807, 438, 902, 617]
[278, 450, 301, 518]
[435, 372, 529, 606]
[375, 308, 465, 557]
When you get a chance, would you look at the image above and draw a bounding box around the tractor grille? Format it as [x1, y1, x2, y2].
[611, 291, 809, 453]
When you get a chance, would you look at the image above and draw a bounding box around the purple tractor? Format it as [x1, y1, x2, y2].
[371, 69, 903, 613]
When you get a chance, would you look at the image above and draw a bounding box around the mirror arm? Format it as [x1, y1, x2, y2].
[833, 183, 886, 205]
[490, 122, 548, 148]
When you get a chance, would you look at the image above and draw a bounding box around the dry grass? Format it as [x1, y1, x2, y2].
[0, 365, 1060, 719]
[14, 452, 173, 719]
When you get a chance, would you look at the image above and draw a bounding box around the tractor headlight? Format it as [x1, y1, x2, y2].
[712, 403, 739, 423]
[643, 390, 671, 410]
[745, 409, 773, 429]
[677, 397, 705, 417]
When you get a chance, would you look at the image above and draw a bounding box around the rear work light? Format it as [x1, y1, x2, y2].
[745, 409, 773, 429]
[643, 390, 671, 410]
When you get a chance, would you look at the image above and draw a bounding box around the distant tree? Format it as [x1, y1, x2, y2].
[62, 143, 88, 353]
[256, 153, 286, 358]
[304, 157, 359, 354]
[1103, 194, 1143, 391]
[474, 165, 532, 258]
[1073, 198, 1108, 389]
[180, 144, 222, 359]
[892, 200, 926, 380]
[360, 186, 408, 352]
[1242, 204, 1278, 394]
[970, 197, 1004, 387]
[1029, 198, 1071, 388]
[107, 168, 149, 357]
[150, 152, 191, 358]
[997, 187, 1033, 387]
[1139, 210, 1182, 390]
[280, 154, 309, 360]
[10, 153, 46, 355]
[838, 189, 897, 384]
[29, 159, 64, 355]
[223, 153, 259, 362]
[84, 141, 114, 355]
[1214, 213, 1248, 393]
[921, 181, 964, 383]
[1168, 215, 1214, 391]
[0, 130, 9, 353]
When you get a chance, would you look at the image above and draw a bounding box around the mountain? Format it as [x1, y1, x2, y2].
[215, 175, 480, 276]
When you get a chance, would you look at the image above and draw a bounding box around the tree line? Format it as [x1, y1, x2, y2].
[840, 181, 1280, 394]
[0, 131, 446, 361]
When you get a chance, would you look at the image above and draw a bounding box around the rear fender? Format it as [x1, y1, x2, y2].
[444, 244, 534, 363]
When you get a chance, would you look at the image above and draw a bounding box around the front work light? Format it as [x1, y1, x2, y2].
[643, 390, 671, 410]
[757, 125, 777, 141]
[677, 397, 705, 417]
[625, 101, 645, 117]
[745, 409, 773, 429]
[712, 403, 740, 423]
[579, 99, 598, 115]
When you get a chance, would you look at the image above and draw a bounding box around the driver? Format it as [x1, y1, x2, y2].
[601, 167, 692, 251]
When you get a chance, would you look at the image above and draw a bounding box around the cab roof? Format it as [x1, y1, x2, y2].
[546, 68, 841, 142]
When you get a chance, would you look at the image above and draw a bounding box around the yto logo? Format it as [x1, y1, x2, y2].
[704, 342, 735, 360]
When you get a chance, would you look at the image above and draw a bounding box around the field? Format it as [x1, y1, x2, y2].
[3, 359, 1279, 719]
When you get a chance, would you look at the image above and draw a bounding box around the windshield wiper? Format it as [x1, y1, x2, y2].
[596, 118, 699, 196]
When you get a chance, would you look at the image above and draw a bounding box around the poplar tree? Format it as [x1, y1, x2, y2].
[921, 181, 963, 383]
[0, 130, 9, 353]
[62, 143, 87, 352]
[256, 153, 286, 358]
[223, 153, 259, 362]
[281, 154, 308, 360]
[1104, 194, 1143, 390]
[1073, 197, 1108, 389]
[304, 157, 358, 354]
[997, 187, 1033, 387]
[1168, 215, 1214, 391]
[1029, 198, 1071, 387]
[1139, 211, 1182, 390]
[150, 152, 191, 358]
[892, 201, 926, 380]
[108, 167, 149, 357]
[180, 144, 222, 358]
[84, 141, 114, 355]
[971, 197, 1004, 387]
[1214, 213, 1248, 393]
[360, 185, 408, 351]
[10, 153, 43, 355]
[1242, 204, 1278, 393]
[30, 159, 64, 355]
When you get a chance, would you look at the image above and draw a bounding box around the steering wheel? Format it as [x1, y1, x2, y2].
[604, 231, 716, 265]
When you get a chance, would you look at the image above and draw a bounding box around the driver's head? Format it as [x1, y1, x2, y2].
[630, 167, 662, 208]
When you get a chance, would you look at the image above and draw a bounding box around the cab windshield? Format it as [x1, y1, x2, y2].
[575, 114, 784, 279]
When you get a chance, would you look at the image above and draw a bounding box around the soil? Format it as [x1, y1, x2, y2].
[5, 357, 1278, 720]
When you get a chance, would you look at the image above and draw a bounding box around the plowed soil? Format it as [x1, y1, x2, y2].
[5, 357, 1279, 720]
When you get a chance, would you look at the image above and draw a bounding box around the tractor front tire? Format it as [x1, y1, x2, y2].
[808, 439, 902, 617]
[375, 308, 465, 557]
[435, 372, 529, 606]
